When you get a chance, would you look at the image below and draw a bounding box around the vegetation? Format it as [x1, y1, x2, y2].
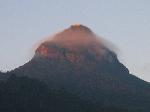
[0, 73, 149, 112]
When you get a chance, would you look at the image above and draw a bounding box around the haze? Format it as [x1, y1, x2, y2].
[0, 0, 150, 82]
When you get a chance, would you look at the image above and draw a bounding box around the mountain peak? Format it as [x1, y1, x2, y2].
[35, 25, 116, 63]
[70, 24, 92, 32]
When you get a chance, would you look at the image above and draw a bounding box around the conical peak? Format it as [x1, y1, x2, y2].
[70, 24, 92, 33]
[35, 25, 117, 63]
[48, 24, 99, 49]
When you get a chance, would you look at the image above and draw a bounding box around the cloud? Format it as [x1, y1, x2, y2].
[35, 25, 118, 62]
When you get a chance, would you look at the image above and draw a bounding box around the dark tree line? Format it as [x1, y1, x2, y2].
[0, 74, 133, 112]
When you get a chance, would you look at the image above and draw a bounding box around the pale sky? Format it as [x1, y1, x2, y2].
[0, 0, 150, 82]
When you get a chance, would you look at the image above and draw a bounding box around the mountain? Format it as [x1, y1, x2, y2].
[1, 25, 150, 112]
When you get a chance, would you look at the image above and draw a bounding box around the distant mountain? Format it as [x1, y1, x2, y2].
[1, 25, 150, 112]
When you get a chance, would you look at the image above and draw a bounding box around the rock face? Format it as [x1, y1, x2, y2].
[12, 25, 150, 111]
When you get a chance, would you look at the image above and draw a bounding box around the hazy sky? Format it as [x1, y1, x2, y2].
[0, 0, 150, 82]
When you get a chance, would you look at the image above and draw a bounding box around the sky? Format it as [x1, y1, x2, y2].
[0, 0, 150, 82]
